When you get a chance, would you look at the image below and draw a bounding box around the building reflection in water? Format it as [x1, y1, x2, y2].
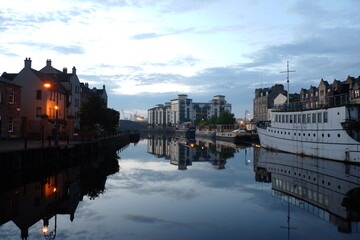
[0, 149, 120, 240]
[147, 135, 251, 170]
[253, 147, 360, 234]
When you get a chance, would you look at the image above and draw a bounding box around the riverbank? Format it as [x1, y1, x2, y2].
[0, 131, 140, 153]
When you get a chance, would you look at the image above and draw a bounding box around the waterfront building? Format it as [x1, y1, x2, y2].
[80, 82, 108, 108]
[148, 94, 232, 126]
[0, 58, 109, 139]
[0, 76, 22, 138]
[40, 59, 82, 130]
[253, 84, 287, 123]
[2, 58, 67, 138]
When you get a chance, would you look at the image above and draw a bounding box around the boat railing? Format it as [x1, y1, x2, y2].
[273, 94, 357, 112]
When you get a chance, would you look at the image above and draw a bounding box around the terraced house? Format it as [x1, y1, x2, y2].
[0, 58, 107, 139]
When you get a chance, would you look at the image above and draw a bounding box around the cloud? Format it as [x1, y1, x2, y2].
[11, 42, 85, 55]
[123, 214, 193, 229]
[129, 28, 195, 40]
[82, 0, 217, 13]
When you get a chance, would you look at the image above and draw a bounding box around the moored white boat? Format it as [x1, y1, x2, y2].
[257, 104, 360, 162]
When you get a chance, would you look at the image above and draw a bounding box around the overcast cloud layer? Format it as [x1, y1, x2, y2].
[1, 0, 359, 117]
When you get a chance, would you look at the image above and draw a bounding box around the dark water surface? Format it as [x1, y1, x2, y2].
[1, 137, 360, 240]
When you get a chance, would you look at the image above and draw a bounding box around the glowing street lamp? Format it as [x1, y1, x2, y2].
[44, 82, 59, 145]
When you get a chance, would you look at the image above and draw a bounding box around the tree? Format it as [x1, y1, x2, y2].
[102, 108, 120, 133]
[217, 111, 236, 124]
[80, 93, 120, 133]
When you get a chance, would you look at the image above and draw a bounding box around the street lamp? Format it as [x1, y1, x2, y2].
[44, 83, 59, 145]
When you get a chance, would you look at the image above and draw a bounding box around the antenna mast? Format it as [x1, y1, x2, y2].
[280, 61, 296, 105]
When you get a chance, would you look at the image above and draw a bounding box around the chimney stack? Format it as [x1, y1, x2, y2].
[72, 66, 76, 75]
[46, 59, 52, 67]
[24, 58, 32, 69]
[63, 67, 67, 74]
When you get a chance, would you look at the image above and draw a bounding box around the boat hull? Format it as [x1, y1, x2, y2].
[257, 106, 360, 162]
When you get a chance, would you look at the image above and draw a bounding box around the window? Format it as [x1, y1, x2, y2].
[302, 114, 306, 123]
[282, 115, 285, 123]
[36, 90, 42, 100]
[286, 115, 288, 123]
[323, 112, 328, 123]
[318, 113, 322, 123]
[8, 117, 13, 132]
[298, 114, 302, 123]
[290, 115, 293, 123]
[294, 115, 297, 123]
[307, 114, 311, 123]
[355, 90, 360, 98]
[320, 90, 324, 96]
[8, 88, 14, 104]
[312, 113, 316, 123]
[36, 107, 42, 117]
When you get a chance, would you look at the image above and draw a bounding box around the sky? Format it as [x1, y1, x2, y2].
[1, 0, 360, 119]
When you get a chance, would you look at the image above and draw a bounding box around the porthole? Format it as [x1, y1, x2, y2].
[322, 180, 324, 184]
[328, 134, 330, 137]
[328, 182, 331, 186]
[299, 133, 301, 136]
[313, 133, 316, 137]
[308, 133, 310, 137]
[322, 134, 324, 137]
[338, 134, 340, 137]
[303, 133, 305, 136]
[338, 185, 341, 190]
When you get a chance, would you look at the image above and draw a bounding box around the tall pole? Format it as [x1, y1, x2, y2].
[280, 61, 296, 105]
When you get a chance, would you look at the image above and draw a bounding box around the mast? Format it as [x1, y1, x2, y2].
[280, 61, 296, 105]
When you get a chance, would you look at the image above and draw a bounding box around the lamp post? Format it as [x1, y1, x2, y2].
[44, 83, 59, 145]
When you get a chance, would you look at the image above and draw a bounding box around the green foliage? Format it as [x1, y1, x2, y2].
[80, 93, 120, 133]
[217, 111, 236, 124]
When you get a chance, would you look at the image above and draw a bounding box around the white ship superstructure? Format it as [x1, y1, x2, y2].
[257, 105, 360, 162]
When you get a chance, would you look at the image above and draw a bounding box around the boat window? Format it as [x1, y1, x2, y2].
[323, 112, 328, 123]
[286, 115, 288, 123]
[275, 115, 278, 122]
[298, 114, 301, 123]
[318, 112, 322, 123]
[302, 114, 306, 123]
[312, 113, 316, 123]
[307, 114, 311, 123]
[294, 115, 297, 123]
[290, 115, 293, 123]
[282, 115, 285, 123]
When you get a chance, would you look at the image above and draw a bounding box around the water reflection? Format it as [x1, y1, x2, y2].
[147, 136, 251, 170]
[0, 149, 120, 240]
[253, 147, 360, 234]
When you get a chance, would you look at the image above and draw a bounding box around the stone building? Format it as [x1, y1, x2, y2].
[253, 84, 287, 123]
[0, 76, 22, 138]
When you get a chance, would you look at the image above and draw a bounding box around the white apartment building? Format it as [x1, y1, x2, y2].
[148, 94, 232, 126]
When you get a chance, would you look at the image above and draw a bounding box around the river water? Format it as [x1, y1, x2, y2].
[1, 136, 360, 240]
